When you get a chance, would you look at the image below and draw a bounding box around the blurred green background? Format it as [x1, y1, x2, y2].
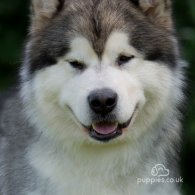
[0, 0, 194, 194]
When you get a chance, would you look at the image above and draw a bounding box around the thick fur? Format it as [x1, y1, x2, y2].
[0, 0, 185, 194]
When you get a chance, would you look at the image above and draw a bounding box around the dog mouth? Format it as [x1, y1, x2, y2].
[69, 104, 139, 142]
[88, 118, 132, 142]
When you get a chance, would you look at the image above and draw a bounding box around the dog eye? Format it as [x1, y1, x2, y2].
[117, 55, 135, 66]
[130, 0, 139, 6]
[69, 61, 86, 70]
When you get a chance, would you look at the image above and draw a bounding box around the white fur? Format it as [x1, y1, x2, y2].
[21, 31, 183, 195]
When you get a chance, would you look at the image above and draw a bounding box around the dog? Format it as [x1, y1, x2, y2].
[0, 0, 186, 194]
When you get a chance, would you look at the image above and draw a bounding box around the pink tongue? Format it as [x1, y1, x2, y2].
[92, 123, 118, 135]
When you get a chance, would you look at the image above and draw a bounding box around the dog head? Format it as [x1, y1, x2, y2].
[21, 0, 183, 144]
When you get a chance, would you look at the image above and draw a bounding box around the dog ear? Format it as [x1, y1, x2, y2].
[131, 0, 173, 30]
[30, 0, 64, 33]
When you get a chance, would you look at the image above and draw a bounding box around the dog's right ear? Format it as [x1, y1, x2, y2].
[30, 0, 64, 33]
[130, 0, 173, 30]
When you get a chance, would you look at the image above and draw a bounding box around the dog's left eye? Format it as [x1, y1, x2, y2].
[69, 61, 86, 70]
[117, 55, 135, 66]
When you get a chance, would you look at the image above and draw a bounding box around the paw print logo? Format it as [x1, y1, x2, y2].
[151, 164, 170, 177]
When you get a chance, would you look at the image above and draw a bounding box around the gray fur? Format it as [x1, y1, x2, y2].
[0, 91, 183, 194]
[0, 90, 183, 194]
[0, 91, 36, 194]
[25, 0, 177, 75]
[0, 0, 184, 194]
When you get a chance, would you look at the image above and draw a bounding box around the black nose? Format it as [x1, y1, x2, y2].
[88, 88, 118, 115]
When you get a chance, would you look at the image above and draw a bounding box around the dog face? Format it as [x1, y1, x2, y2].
[21, 0, 181, 144]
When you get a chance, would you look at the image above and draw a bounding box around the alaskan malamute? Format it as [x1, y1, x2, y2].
[0, 0, 185, 194]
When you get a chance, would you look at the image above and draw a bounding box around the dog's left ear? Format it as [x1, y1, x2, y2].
[131, 0, 173, 30]
[30, 0, 64, 33]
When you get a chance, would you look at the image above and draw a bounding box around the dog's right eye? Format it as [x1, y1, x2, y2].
[69, 61, 86, 70]
[117, 55, 135, 66]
